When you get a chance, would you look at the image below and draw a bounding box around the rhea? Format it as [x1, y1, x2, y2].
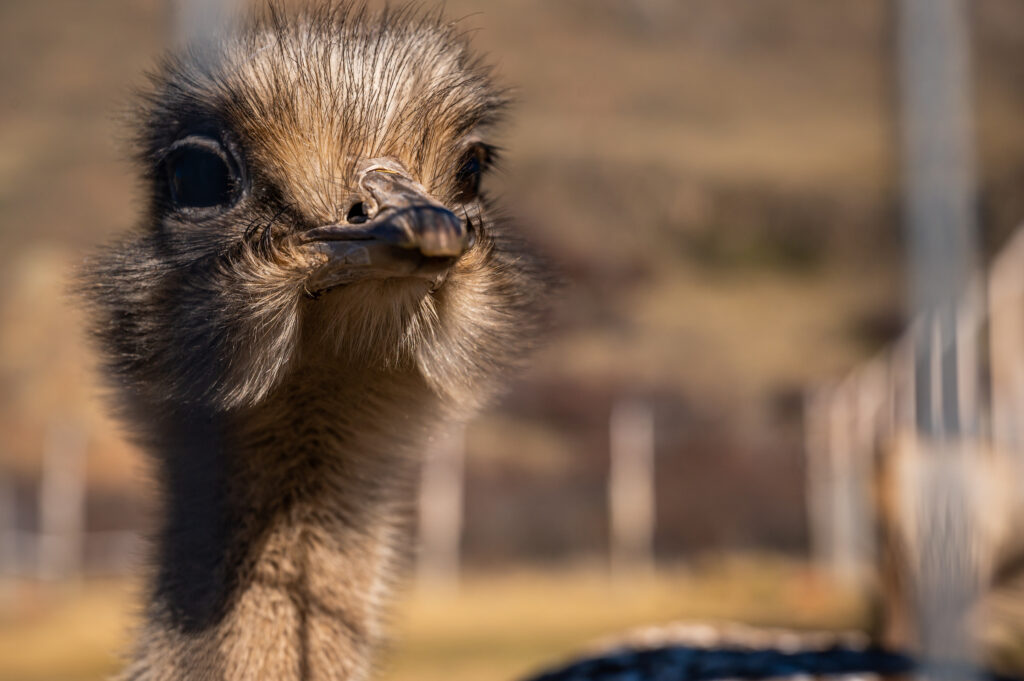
[83, 5, 547, 680]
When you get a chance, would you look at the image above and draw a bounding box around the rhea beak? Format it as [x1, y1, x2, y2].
[299, 164, 473, 295]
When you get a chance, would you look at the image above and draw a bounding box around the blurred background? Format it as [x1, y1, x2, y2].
[2, 1, 1024, 680]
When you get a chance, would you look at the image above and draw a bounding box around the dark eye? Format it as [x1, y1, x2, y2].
[163, 137, 240, 210]
[454, 143, 494, 202]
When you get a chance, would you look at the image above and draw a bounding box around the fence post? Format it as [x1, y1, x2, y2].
[852, 360, 888, 568]
[37, 420, 87, 581]
[805, 387, 836, 572]
[827, 381, 862, 585]
[417, 423, 466, 589]
[609, 398, 655, 578]
[897, 0, 979, 666]
[989, 228, 1024, 463]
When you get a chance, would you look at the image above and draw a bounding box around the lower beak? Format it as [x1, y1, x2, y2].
[297, 166, 473, 294]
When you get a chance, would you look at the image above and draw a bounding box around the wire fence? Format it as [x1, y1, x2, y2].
[805, 224, 1024, 656]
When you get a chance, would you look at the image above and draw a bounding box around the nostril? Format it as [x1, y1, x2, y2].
[346, 201, 369, 224]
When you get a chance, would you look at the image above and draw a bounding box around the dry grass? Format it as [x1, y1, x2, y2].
[0, 580, 137, 681]
[0, 559, 864, 681]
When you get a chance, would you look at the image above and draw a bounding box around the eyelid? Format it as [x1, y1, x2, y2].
[162, 135, 227, 161]
[159, 133, 246, 179]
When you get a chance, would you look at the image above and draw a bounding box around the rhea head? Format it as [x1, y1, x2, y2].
[87, 4, 543, 416]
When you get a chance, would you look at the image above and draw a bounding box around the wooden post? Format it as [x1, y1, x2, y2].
[609, 398, 655, 577]
[897, 0, 979, 666]
[989, 227, 1024, 462]
[417, 424, 466, 589]
[897, 0, 978, 283]
[956, 279, 984, 438]
[889, 329, 918, 435]
[806, 380, 874, 579]
[852, 360, 888, 567]
[826, 381, 861, 586]
[804, 387, 833, 570]
[37, 420, 87, 581]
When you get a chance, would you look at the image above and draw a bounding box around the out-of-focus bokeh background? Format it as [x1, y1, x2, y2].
[2, 1, 1024, 680]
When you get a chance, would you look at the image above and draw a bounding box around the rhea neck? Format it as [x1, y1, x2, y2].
[130, 359, 432, 681]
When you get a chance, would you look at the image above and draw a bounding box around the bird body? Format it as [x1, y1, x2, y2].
[83, 5, 547, 679]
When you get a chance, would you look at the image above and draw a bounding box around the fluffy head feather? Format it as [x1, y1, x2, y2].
[83, 3, 548, 414]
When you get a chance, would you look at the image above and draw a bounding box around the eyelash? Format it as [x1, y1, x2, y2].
[454, 143, 494, 202]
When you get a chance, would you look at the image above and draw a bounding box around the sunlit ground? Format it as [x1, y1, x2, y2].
[0, 556, 864, 681]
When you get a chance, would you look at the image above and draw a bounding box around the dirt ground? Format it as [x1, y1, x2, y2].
[0, 560, 863, 681]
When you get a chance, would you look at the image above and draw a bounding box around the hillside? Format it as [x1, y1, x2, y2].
[1, 0, 1023, 558]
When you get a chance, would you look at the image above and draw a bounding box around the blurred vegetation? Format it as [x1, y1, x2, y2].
[2, 0, 1024, 563]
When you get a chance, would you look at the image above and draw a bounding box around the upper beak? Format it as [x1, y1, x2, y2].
[297, 164, 473, 293]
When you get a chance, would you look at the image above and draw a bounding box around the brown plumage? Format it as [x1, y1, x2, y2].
[82, 4, 549, 679]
